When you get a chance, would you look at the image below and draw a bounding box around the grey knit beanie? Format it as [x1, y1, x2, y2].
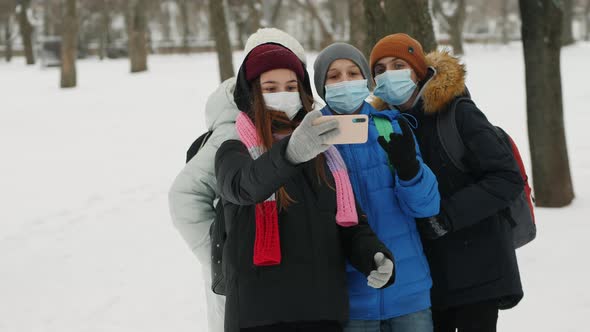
[313, 43, 373, 100]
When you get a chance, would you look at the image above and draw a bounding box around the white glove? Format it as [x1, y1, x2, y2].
[285, 110, 340, 164]
[367, 252, 394, 289]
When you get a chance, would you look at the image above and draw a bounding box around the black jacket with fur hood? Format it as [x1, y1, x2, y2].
[373, 51, 524, 310]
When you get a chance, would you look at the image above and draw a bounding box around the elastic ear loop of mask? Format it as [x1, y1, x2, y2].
[401, 112, 419, 130]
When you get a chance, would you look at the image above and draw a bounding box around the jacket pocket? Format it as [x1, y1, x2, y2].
[442, 218, 504, 291]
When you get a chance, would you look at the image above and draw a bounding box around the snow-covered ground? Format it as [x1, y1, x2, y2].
[1, 43, 589, 331]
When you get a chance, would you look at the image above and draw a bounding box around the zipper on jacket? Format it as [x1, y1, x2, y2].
[381, 286, 385, 320]
[343, 136, 387, 319]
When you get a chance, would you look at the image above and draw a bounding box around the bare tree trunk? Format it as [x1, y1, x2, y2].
[304, 8, 315, 50]
[401, 0, 438, 53]
[159, 2, 172, 43]
[327, 0, 346, 39]
[519, 0, 574, 207]
[348, 0, 367, 55]
[562, 0, 575, 46]
[433, 0, 465, 54]
[449, 23, 463, 54]
[364, 0, 436, 55]
[235, 20, 246, 49]
[44, 0, 61, 37]
[586, 0, 590, 41]
[60, 0, 78, 88]
[178, 0, 191, 53]
[99, 1, 111, 60]
[385, 0, 412, 35]
[295, 0, 333, 49]
[270, 0, 283, 27]
[500, 0, 510, 44]
[43, 0, 51, 36]
[4, 16, 13, 62]
[327, 0, 337, 34]
[363, 0, 390, 57]
[450, 0, 466, 55]
[228, 0, 247, 49]
[247, 0, 261, 33]
[18, 0, 35, 65]
[126, 0, 148, 73]
[209, 0, 234, 81]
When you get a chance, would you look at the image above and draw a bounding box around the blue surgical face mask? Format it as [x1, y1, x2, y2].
[324, 79, 370, 114]
[373, 69, 417, 106]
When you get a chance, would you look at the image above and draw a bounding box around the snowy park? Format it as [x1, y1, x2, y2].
[1, 0, 590, 330]
[1, 42, 590, 331]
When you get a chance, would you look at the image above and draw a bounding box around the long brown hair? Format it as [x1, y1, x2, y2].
[250, 79, 331, 209]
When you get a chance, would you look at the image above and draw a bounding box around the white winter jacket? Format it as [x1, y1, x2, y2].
[169, 77, 325, 332]
[168, 77, 239, 332]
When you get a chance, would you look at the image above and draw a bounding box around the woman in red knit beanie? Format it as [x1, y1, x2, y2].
[215, 43, 395, 332]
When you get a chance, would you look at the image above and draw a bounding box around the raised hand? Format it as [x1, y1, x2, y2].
[286, 110, 340, 164]
[377, 118, 420, 181]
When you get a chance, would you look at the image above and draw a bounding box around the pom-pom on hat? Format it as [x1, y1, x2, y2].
[244, 28, 307, 65]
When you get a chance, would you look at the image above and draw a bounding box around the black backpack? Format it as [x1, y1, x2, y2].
[186, 131, 213, 163]
[436, 97, 537, 249]
[186, 131, 227, 295]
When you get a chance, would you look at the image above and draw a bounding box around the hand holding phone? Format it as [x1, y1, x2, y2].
[286, 110, 341, 164]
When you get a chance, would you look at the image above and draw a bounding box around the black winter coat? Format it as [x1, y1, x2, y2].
[215, 137, 393, 331]
[410, 99, 524, 310]
[373, 51, 524, 310]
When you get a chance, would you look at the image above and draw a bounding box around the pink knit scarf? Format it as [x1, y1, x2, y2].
[235, 112, 358, 266]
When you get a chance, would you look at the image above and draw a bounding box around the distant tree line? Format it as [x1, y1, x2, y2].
[1, 0, 589, 64]
[0, 0, 581, 207]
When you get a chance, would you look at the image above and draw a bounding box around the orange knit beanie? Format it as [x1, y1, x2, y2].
[369, 33, 428, 80]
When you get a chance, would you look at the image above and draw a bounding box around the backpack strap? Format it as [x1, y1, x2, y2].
[200, 131, 213, 149]
[500, 207, 518, 228]
[436, 97, 474, 173]
[185, 131, 213, 163]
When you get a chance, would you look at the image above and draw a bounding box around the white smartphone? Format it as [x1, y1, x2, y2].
[312, 114, 369, 145]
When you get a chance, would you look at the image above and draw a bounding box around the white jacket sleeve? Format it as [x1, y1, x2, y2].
[168, 124, 236, 266]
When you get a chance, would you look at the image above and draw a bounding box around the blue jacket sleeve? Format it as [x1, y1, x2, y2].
[393, 125, 441, 218]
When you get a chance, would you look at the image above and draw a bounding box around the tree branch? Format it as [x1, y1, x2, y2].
[270, 0, 283, 26]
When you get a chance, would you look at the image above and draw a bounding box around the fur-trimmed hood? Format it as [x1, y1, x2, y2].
[372, 50, 466, 114]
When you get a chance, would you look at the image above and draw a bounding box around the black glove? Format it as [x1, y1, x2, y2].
[416, 214, 452, 240]
[377, 119, 420, 181]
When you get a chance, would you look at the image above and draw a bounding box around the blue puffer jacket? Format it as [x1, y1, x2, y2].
[321, 102, 440, 320]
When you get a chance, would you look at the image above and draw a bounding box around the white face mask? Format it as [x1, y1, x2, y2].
[262, 92, 302, 120]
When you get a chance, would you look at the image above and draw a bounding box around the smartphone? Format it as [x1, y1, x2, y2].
[312, 114, 369, 145]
